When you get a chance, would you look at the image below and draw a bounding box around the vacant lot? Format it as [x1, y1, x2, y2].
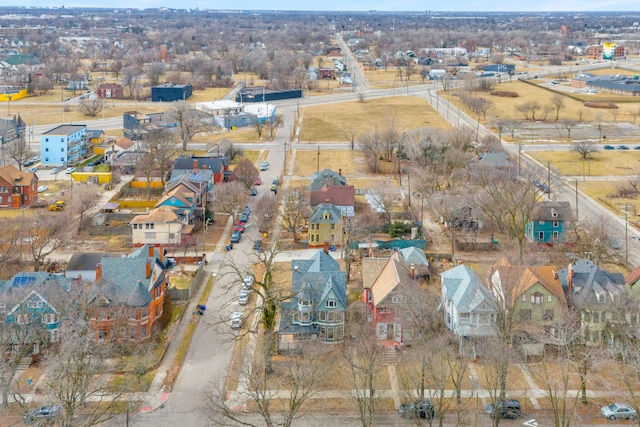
[299, 96, 451, 142]
[528, 150, 640, 177]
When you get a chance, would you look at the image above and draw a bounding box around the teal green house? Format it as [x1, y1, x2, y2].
[525, 201, 573, 244]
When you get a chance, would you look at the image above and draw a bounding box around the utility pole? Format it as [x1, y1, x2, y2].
[575, 179, 579, 221]
[317, 145, 320, 172]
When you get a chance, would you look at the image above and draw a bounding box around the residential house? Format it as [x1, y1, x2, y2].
[154, 185, 198, 223]
[0, 272, 76, 355]
[310, 168, 347, 191]
[625, 266, 640, 295]
[123, 111, 167, 141]
[40, 124, 88, 167]
[473, 152, 516, 177]
[170, 157, 222, 192]
[489, 257, 568, 354]
[0, 164, 38, 208]
[361, 252, 422, 348]
[308, 203, 343, 248]
[525, 201, 573, 244]
[65, 252, 126, 284]
[97, 83, 124, 99]
[130, 208, 188, 246]
[86, 129, 105, 146]
[277, 249, 347, 351]
[559, 259, 634, 345]
[441, 264, 497, 353]
[0, 115, 25, 145]
[399, 246, 430, 279]
[90, 245, 168, 342]
[310, 184, 355, 217]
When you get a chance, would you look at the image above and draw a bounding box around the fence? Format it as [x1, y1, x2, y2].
[167, 254, 206, 301]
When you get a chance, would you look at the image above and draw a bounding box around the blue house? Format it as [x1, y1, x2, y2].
[525, 201, 573, 244]
[40, 124, 88, 167]
[277, 249, 347, 352]
[0, 272, 77, 355]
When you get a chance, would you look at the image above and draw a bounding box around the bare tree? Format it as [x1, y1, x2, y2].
[4, 134, 33, 170]
[630, 107, 640, 123]
[367, 180, 398, 226]
[516, 101, 541, 121]
[341, 302, 385, 427]
[474, 171, 540, 263]
[168, 101, 208, 151]
[503, 120, 519, 139]
[569, 216, 616, 265]
[551, 94, 565, 121]
[359, 129, 383, 173]
[571, 140, 594, 160]
[253, 117, 266, 140]
[343, 207, 383, 279]
[266, 114, 284, 140]
[253, 192, 279, 234]
[70, 184, 100, 231]
[121, 65, 143, 99]
[212, 181, 246, 216]
[147, 62, 166, 87]
[77, 98, 104, 117]
[24, 214, 66, 272]
[343, 122, 359, 150]
[562, 119, 578, 138]
[279, 187, 307, 243]
[231, 158, 259, 190]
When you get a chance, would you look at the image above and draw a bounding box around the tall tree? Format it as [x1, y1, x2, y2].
[167, 101, 207, 151]
[279, 187, 307, 244]
[231, 158, 259, 190]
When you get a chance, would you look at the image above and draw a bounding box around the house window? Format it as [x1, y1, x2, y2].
[310, 234, 314, 243]
[141, 327, 147, 338]
[155, 306, 159, 318]
[327, 311, 336, 322]
[42, 313, 56, 324]
[376, 323, 386, 338]
[331, 224, 335, 229]
[326, 299, 337, 308]
[522, 294, 527, 302]
[61, 148, 64, 152]
[538, 231, 544, 240]
[98, 329, 108, 340]
[520, 309, 532, 321]
[553, 220, 559, 227]
[531, 292, 543, 304]
[131, 309, 137, 319]
[49, 329, 59, 343]
[547, 295, 552, 303]
[542, 310, 554, 321]
[142, 307, 148, 318]
[130, 329, 137, 340]
[318, 311, 326, 321]
[298, 311, 310, 323]
[553, 231, 559, 240]
[145, 232, 156, 239]
[27, 300, 43, 309]
[379, 307, 392, 314]
[45, 147, 49, 152]
[17, 313, 32, 324]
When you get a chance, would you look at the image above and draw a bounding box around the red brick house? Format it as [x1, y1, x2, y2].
[97, 83, 124, 99]
[0, 164, 38, 208]
[361, 252, 421, 348]
[310, 184, 355, 217]
[90, 245, 168, 343]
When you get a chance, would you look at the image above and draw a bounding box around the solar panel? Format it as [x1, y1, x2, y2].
[12, 275, 35, 287]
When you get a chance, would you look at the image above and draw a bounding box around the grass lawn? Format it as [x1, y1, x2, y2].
[527, 151, 640, 176]
[292, 149, 365, 178]
[300, 96, 450, 142]
[364, 67, 431, 89]
[580, 180, 640, 228]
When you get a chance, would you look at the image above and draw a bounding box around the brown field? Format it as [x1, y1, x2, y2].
[527, 151, 640, 177]
[291, 149, 366, 178]
[299, 96, 451, 142]
[580, 180, 640, 228]
[364, 67, 430, 89]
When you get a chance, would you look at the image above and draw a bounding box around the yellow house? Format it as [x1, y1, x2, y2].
[308, 203, 342, 248]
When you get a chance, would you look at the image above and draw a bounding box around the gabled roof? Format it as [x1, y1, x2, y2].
[290, 250, 347, 310]
[66, 252, 125, 273]
[625, 265, 640, 287]
[155, 186, 194, 209]
[309, 203, 342, 224]
[530, 201, 573, 222]
[130, 208, 181, 225]
[370, 252, 415, 306]
[441, 264, 495, 313]
[0, 164, 36, 187]
[362, 258, 389, 290]
[476, 152, 515, 168]
[0, 272, 76, 306]
[115, 137, 135, 149]
[310, 168, 347, 191]
[400, 247, 429, 266]
[309, 184, 355, 208]
[558, 259, 626, 307]
[172, 157, 226, 175]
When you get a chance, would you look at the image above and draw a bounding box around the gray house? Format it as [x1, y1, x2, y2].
[277, 249, 347, 352]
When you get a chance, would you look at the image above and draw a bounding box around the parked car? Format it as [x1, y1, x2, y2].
[22, 159, 35, 167]
[250, 188, 258, 196]
[26, 166, 38, 173]
[603, 145, 616, 150]
[230, 311, 243, 329]
[65, 167, 75, 174]
[634, 146, 640, 150]
[243, 205, 251, 215]
[239, 213, 249, 223]
[486, 400, 521, 419]
[601, 403, 637, 420]
[230, 231, 242, 243]
[254, 177, 262, 185]
[37, 185, 49, 193]
[51, 167, 60, 174]
[243, 275, 255, 290]
[238, 289, 249, 305]
[617, 145, 630, 150]
[260, 162, 268, 171]
[399, 400, 435, 419]
[235, 222, 245, 233]
[24, 405, 61, 424]
[254, 239, 262, 252]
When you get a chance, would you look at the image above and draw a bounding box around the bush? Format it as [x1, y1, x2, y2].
[387, 221, 413, 237]
[490, 90, 519, 97]
[584, 101, 618, 109]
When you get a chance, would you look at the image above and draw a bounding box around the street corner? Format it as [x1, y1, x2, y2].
[139, 388, 170, 413]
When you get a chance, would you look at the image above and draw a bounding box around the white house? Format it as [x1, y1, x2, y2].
[440, 264, 496, 354]
[129, 208, 185, 246]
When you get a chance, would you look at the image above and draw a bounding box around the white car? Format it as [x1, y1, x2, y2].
[242, 275, 255, 290]
[37, 185, 49, 193]
[230, 312, 243, 329]
[65, 167, 75, 174]
[238, 289, 249, 305]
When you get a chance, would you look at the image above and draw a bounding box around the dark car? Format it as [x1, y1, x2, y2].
[250, 188, 257, 196]
[239, 213, 249, 223]
[603, 145, 616, 150]
[399, 400, 435, 419]
[23, 159, 35, 167]
[486, 399, 521, 419]
[230, 231, 242, 243]
[24, 405, 61, 424]
[254, 239, 262, 252]
[617, 145, 630, 150]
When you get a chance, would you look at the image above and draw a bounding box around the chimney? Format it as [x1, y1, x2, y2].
[338, 168, 342, 175]
[96, 263, 102, 283]
[324, 242, 329, 254]
[410, 263, 415, 279]
[553, 270, 558, 279]
[146, 260, 152, 278]
[567, 262, 574, 294]
[148, 245, 155, 258]
[193, 159, 198, 173]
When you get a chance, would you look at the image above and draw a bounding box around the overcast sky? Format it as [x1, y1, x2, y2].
[8, 0, 640, 12]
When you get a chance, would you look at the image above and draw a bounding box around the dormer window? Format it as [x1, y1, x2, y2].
[551, 209, 558, 217]
[326, 299, 337, 308]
